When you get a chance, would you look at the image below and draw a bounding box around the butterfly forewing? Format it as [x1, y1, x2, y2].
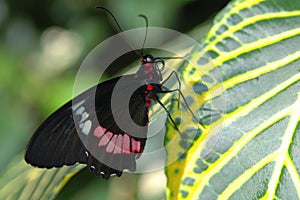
[25, 101, 87, 168]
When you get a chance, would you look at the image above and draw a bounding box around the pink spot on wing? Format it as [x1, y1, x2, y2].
[93, 126, 106, 138]
[98, 131, 113, 147]
[131, 138, 141, 153]
[122, 134, 130, 154]
[106, 135, 117, 153]
[113, 134, 123, 154]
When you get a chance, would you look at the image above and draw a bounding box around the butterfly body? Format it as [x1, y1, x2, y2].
[25, 54, 166, 179]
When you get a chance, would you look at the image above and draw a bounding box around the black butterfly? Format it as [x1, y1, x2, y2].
[25, 7, 195, 180]
[27, 53, 178, 180]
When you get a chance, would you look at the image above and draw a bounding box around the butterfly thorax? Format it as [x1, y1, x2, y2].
[135, 54, 163, 84]
[134, 54, 164, 117]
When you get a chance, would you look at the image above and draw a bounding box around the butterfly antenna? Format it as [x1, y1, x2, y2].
[138, 14, 148, 56]
[96, 6, 124, 33]
[96, 6, 145, 57]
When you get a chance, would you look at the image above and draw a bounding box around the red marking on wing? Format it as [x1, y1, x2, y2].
[122, 134, 130, 154]
[98, 131, 113, 147]
[93, 126, 106, 138]
[131, 138, 141, 153]
[113, 134, 123, 154]
[106, 134, 117, 153]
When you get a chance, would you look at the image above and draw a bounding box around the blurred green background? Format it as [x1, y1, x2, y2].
[0, 0, 229, 199]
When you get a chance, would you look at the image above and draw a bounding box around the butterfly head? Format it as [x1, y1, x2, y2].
[141, 54, 154, 64]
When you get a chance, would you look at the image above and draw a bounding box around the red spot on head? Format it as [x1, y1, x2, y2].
[146, 102, 151, 107]
[93, 126, 106, 138]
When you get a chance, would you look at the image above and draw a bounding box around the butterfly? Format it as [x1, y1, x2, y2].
[24, 7, 199, 180]
[26, 54, 174, 180]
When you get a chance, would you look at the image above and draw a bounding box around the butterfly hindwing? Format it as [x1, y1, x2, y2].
[84, 75, 149, 177]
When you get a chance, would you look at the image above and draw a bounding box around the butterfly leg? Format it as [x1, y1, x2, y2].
[161, 70, 181, 109]
[161, 70, 208, 128]
[158, 88, 205, 128]
[155, 97, 182, 135]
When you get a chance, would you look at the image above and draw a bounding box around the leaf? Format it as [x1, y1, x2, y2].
[165, 0, 300, 199]
[0, 153, 85, 200]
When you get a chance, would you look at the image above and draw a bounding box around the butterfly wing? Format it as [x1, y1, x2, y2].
[82, 75, 149, 179]
[25, 76, 121, 168]
[25, 105, 86, 168]
[25, 75, 149, 179]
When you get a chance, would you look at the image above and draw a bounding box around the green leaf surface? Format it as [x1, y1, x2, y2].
[0, 154, 84, 200]
[165, 0, 300, 199]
